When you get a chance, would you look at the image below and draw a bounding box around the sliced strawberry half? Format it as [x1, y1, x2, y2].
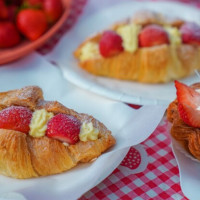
[175, 80, 200, 108]
[175, 80, 200, 127]
[0, 106, 32, 133]
[180, 22, 200, 45]
[178, 103, 200, 128]
[139, 24, 169, 47]
[99, 30, 124, 57]
[46, 113, 81, 144]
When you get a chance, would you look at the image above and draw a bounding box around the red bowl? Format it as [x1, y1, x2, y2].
[0, 0, 71, 65]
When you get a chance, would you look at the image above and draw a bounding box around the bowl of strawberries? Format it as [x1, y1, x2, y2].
[0, 0, 71, 65]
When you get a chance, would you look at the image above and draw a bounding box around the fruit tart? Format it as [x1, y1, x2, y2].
[0, 86, 115, 179]
[167, 81, 200, 160]
[74, 10, 200, 83]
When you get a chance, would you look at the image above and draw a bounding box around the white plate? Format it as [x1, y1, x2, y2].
[0, 52, 166, 200]
[45, 1, 200, 105]
[172, 139, 200, 200]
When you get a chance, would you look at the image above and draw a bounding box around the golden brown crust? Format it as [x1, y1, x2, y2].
[167, 83, 200, 160]
[74, 11, 199, 83]
[0, 86, 43, 110]
[0, 130, 37, 179]
[75, 41, 200, 83]
[27, 136, 77, 176]
[0, 86, 115, 178]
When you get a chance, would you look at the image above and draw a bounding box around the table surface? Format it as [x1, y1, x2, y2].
[36, 0, 199, 199]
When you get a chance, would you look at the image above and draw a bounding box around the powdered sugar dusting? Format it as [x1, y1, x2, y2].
[18, 90, 32, 99]
[0, 106, 32, 133]
[46, 113, 81, 144]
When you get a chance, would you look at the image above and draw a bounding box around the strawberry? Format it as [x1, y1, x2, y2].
[0, 0, 8, 19]
[43, 0, 63, 24]
[46, 114, 81, 144]
[23, 0, 43, 7]
[180, 22, 200, 45]
[0, 106, 32, 133]
[99, 30, 124, 57]
[175, 80, 200, 107]
[139, 24, 169, 47]
[7, 5, 18, 22]
[16, 9, 48, 41]
[0, 21, 21, 48]
[6, 0, 22, 6]
[175, 80, 200, 128]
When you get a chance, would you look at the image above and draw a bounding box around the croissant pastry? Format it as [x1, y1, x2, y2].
[167, 82, 200, 160]
[74, 10, 200, 83]
[0, 86, 115, 179]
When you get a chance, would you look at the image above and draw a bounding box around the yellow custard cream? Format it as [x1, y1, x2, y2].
[117, 24, 141, 53]
[79, 122, 99, 142]
[80, 42, 100, 62]
[29, 109, 54, 138]
[164, 26, 181, 46]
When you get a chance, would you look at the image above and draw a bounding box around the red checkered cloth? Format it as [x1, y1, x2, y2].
[37, 0, 200, 199]
[79, 119, 188, 200]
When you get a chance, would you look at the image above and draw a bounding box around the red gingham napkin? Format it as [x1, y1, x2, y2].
[37, 0, 200, 199]
[79, 119, 188, 200]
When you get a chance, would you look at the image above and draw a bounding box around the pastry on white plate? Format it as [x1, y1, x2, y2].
[74, 11, 200, 83]
[167, 81, 200, 160]
[0, 86, 115, 179]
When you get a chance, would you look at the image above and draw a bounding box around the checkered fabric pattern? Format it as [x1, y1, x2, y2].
[37, 0, 200, 199]
[79, 118, 188, 200]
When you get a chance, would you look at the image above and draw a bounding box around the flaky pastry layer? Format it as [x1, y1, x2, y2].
[167, 83, 200, 160]
[74, 11, 200, 83]
[0, 86, 115, 178]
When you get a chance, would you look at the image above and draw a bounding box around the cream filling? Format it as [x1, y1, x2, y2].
[79, 122, 99, 142]
[30, 110, 100, 143]
[164, 26, 181, 46]
[29, 109, 54, 138]
[116, 23, 141, 53]
[79, 42, 100, 62]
